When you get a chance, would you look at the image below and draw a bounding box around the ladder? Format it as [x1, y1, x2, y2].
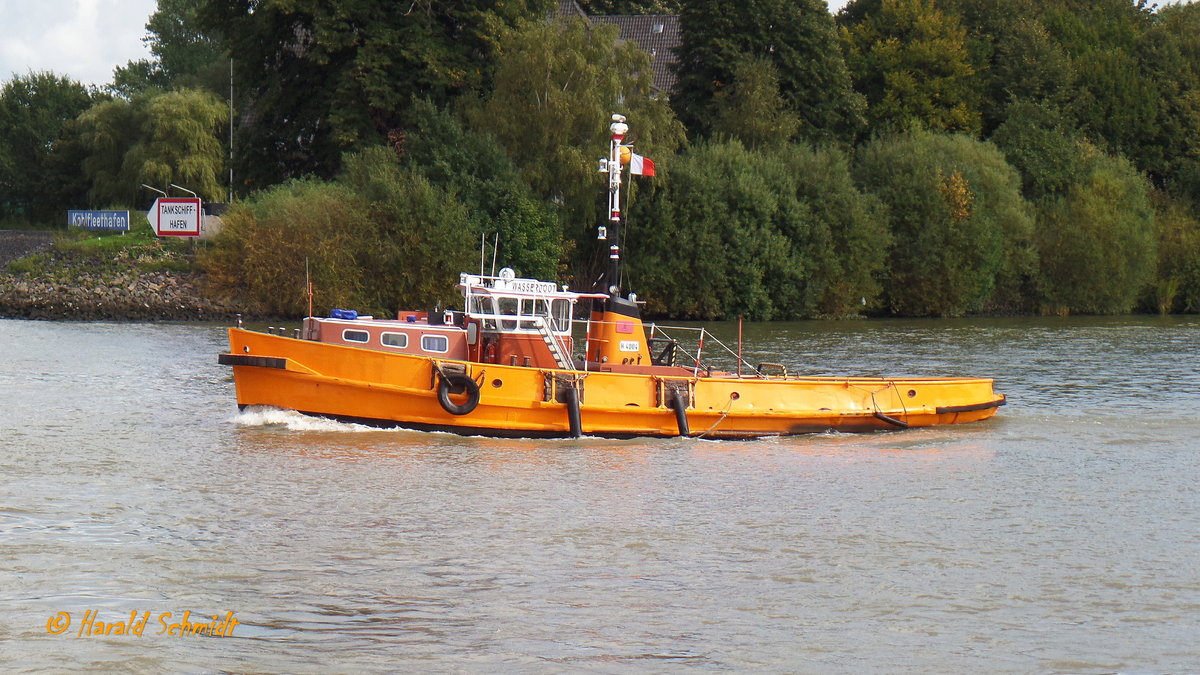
[534, 317, 574, 370]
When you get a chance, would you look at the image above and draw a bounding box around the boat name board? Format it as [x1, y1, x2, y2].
[502, 279, 559, 294]
[619, 340, 641, 352]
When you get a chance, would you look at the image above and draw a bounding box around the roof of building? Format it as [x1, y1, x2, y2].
[552, 0, 681, 95]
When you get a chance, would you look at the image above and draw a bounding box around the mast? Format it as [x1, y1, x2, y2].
[603, 114, 628, 297]
[586, 114, 653, 366]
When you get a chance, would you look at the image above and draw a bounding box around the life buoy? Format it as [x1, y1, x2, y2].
[437, 373, 481, 415]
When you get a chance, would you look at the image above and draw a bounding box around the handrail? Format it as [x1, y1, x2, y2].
[643, 322, 766, 377]
[531, 315, 574, 370]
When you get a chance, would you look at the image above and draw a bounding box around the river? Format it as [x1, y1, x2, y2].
[1, 316, 1197, 673]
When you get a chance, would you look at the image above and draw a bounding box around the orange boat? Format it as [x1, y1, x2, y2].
[219, 115, 1005, 438]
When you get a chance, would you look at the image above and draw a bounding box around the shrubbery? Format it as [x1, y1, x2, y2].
[853, 130, 1036, 316]
[630, 140, 888, 320]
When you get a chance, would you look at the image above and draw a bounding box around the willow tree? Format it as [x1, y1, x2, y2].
[79, 88, 228, 206]
[124, 88, 229, 202]
[1036, 150, 1157, 314]
[631, 141, 888, 320]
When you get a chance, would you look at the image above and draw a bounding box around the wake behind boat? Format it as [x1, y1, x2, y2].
[219, 115, 1005, 438]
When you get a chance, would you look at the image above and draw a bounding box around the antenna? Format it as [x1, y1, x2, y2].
[480, 232, 486, 276]
[229, 57, 234, 203]
[490, 233, 499, 276]
[306, 257, 313, 318]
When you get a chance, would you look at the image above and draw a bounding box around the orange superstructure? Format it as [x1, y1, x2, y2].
[219, 114, 1005, 438]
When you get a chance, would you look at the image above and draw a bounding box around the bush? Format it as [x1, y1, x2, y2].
[854, 130, 1036, 316]
[1035, 150, 1157, 314]
[1150, 192, 1200, 313]
[630, 140, 888, 319]
[202, 147, 476, 317]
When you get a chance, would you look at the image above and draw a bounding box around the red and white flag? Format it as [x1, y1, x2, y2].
[630, 152, 656, 177]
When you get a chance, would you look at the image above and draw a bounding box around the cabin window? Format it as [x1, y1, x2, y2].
[551, 299, 571, 332]
[421, 334, 449, 353]
[470, 295, 498, 329]
[381, 332, 408, 348]
[497, 297, 519, 330]
[519, 297, 539, 330]
[343, 329, 370, 343]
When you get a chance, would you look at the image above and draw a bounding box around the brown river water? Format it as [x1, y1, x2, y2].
[1, 316, 1198, 673]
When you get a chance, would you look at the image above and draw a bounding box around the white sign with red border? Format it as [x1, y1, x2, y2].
[147, 197, 202, 237]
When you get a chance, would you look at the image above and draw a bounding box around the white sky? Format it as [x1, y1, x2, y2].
[0, 0, 156, 87]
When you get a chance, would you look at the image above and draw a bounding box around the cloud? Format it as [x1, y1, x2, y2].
[0, 0, 156, 87]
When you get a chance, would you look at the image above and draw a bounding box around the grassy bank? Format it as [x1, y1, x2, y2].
[0, 222, 259, 321]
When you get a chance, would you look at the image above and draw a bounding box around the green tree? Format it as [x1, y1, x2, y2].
[854, 130, 1035, 316]
[401, 101, 562, 280]
[469, 16, 684, 283]
[576, 0, 681, 14]
[1135, 3, 1200, 202]
[197, 0, 549, 190]
[77, 97, 142, 207]
[990, 101, 1084, 200]
[0, 72, 98, 223]
[674, 0, 864, 143]
[1069, 48, 1159, 173]
[112, 0, 226, 97]
[712, 56, 800, 150]
[840, 0, 981, 135]
[1149, 191, 1200, 313]
[981, 17, 1075, 133]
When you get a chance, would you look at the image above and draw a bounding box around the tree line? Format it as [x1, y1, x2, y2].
[1, 0, 1198, 318]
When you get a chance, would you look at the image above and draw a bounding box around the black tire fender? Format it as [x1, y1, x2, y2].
[437, 373, 481, 416]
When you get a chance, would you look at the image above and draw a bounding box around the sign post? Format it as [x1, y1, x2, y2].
[147, 198, 202, 237]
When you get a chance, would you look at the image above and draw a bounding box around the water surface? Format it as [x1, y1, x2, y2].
[1, 316, 1197, 672]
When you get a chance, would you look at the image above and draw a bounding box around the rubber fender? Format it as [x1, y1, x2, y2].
[437, 373, 481, 416]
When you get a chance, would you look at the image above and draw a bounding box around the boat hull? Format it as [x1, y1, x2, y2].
[221, 329, 1004, 439]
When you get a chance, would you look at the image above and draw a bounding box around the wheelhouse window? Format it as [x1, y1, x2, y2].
[551, 299, 570, 332]
[469, 295, 496, 329]
[519, 298, 539, 330]
[342, 329, 370, 343]
[381, 332, 408, 348]
[466, 292, 572, 333]
[421, 334, 449, 353]
[497, 297, 518, 330]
